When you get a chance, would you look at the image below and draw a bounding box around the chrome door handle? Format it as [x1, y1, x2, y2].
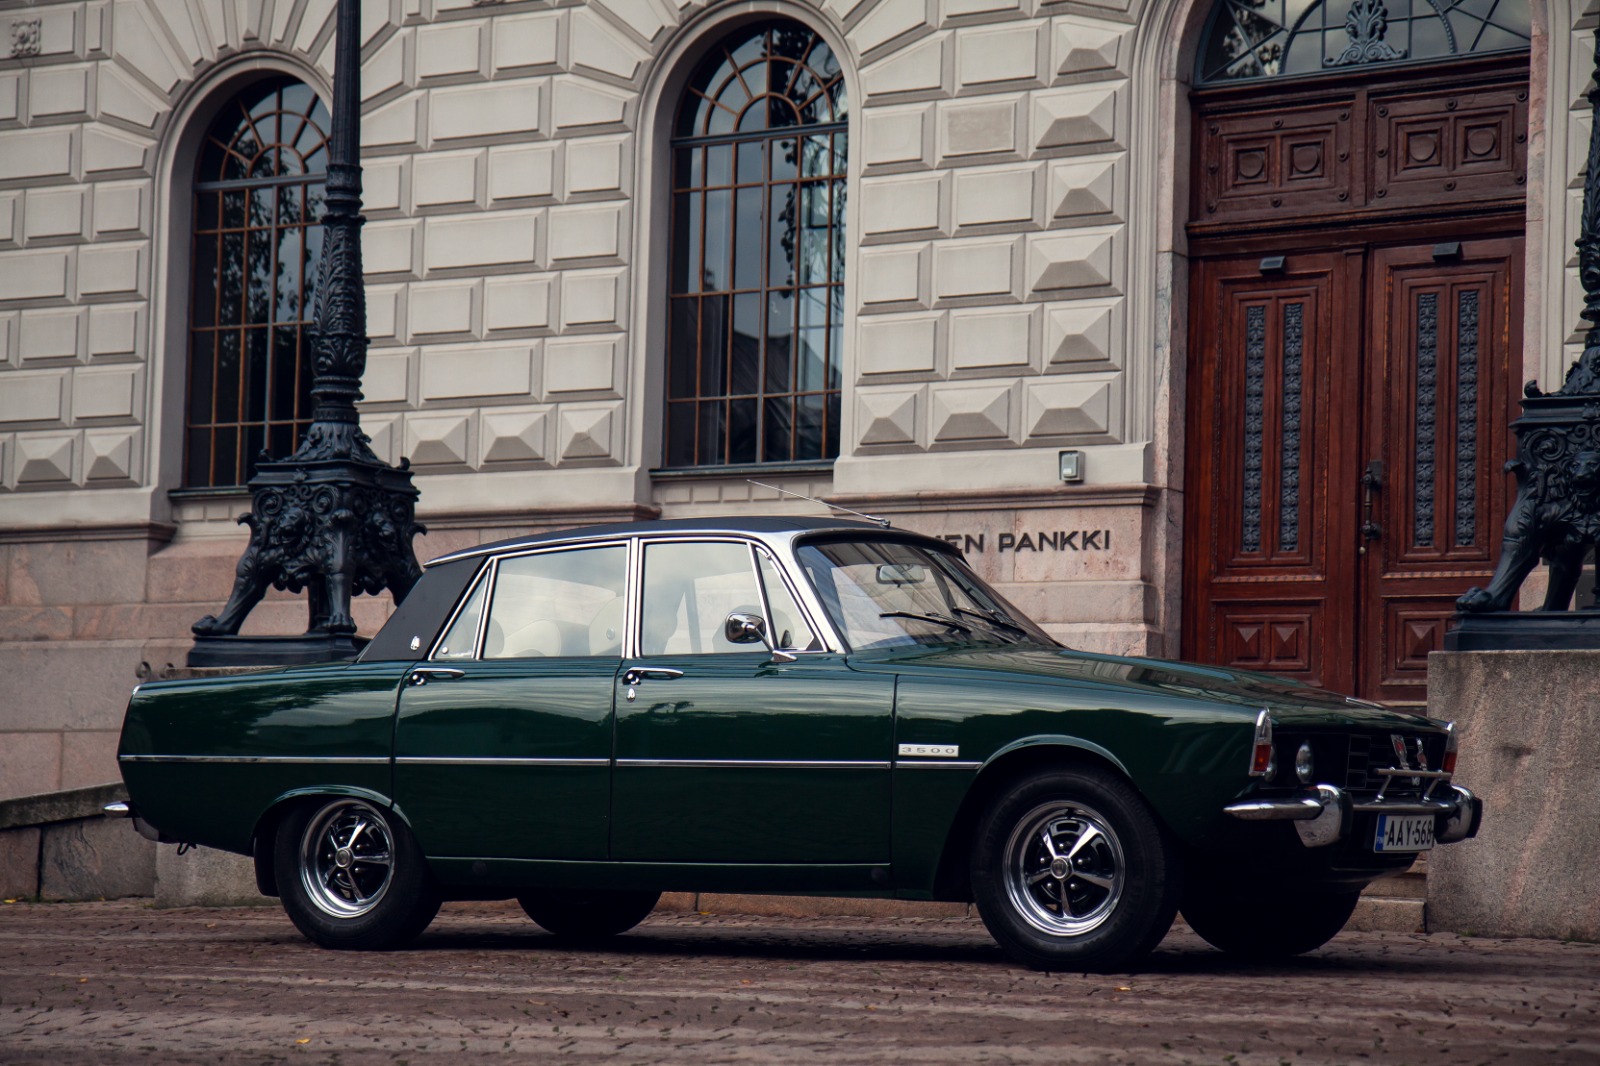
[408, 667, 466, 686]
[621, 667, 685, 685]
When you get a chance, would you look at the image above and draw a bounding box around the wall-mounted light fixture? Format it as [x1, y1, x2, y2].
[1059, 450, 1083, 483]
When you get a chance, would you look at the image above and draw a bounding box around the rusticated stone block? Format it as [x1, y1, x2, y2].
[40, 818, 155, 900]
[1427, 651, 1600, 942]
[0, 732, 62, 803]
[155, 845, 266, 907]
[0, 827, 40, 897]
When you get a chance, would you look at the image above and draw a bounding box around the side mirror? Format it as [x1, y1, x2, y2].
[724, 612, 766, 645]
[724, 612, 798, 663]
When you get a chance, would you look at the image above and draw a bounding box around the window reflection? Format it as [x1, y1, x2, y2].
[1196, 0, 1529, 84]
[666, 22, 847, 467]
[185, 76, 328, 488]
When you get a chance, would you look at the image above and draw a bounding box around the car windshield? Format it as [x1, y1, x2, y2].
[796, 539, 1057, 651]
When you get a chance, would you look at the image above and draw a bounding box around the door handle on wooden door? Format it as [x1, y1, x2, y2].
[1359, 460, 1384, 554]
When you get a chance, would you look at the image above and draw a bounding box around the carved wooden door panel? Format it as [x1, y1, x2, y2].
[1360, 239, 1521, 702]
[1184, 252, 1364, 694]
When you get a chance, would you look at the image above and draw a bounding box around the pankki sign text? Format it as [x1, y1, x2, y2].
[939, 531, 1112, 554]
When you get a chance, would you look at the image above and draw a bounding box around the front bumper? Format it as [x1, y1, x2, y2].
[1222, 783, 1483, 849]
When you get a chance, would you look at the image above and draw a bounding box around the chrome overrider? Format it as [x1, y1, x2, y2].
[1222, 781, 1483, 849]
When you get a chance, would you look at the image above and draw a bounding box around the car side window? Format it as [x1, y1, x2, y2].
[432, 575, 488, 660]
[481, 545, 628, 659]
[641, 541, 766, 655]
[756, 551, 818, 651]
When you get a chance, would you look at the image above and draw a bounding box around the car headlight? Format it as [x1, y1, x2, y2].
[1295, 741, 1314, 784]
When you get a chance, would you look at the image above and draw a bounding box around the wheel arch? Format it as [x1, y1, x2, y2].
[251, 785, 410, 900]
[930, 738, 1134, 901]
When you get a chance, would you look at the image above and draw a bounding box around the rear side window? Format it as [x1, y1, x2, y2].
[482, 545, 628, 659]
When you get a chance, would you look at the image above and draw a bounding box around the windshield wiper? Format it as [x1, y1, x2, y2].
[879, 611, 973, 634]
[952, 606, 1030, 638]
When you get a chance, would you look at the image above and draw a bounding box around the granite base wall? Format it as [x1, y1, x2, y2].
[1427, 650, 1600, 942]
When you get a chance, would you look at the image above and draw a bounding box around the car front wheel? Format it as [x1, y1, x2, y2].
[971, 768, 1182, 972]
[275, 797, 440, 951]
[1181, 887, 1359, 959]
[517, 889, 661, 942]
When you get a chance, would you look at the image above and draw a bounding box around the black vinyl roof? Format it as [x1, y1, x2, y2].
[425, 514, 949, 568]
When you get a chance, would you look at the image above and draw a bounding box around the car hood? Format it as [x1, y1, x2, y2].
[858, 644, 1437, 729]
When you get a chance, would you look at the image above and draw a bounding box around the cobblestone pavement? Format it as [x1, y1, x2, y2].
[0, 900, 1596, 1065]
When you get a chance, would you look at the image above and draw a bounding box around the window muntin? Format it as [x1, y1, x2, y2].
[797, 540, 1055, 651]
[185, 77, 329, 488]
[1196, 0, 1529, 85]
[666, 22, 847, 467]
[479, 546, 628, 659]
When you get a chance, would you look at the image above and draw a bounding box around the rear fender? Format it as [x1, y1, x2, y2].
[251, 785, 410, 900]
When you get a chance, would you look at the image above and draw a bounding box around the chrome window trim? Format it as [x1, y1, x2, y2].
[751, 541, 828, 653]
[429, 540, 633, 663]
[632, 535, 841, 656]
[614, 758, 890, 770]
[394, 757, 610, 767]
[118, 754, 391, 765]
[427, 559, 491, 663]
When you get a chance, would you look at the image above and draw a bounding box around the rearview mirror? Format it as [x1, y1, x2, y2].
[876, 563, 927, 585]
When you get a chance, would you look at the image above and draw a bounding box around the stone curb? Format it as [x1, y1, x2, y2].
[0, 782, 127, 832]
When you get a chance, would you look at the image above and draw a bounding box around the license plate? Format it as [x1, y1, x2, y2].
[1374, 813, 1435, 852]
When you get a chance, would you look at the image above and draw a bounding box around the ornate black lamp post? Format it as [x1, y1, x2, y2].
[1447, 35, 1600, 650]
[190, 0, 425, 667]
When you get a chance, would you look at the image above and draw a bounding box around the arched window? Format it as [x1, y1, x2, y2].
[1197, 0, 1530, 85]
[184, 76, 329, 488]
[666, 22, 848, 468]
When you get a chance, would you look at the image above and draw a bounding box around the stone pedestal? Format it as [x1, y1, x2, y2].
[154, 846, 266, 907]
[1427, 651, 1600, 941]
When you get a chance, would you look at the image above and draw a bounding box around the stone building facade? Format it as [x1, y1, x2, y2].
[0, 0, 1582, 801]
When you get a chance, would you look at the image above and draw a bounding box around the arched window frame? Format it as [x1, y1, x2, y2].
[180, 75, 330, 489]
[661, 20, 850, 469]
[1195, 0, 1531, 85]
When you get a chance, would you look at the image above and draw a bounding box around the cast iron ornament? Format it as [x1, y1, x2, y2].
[1453, 34, 1600, 621]
[191, 0, 424, 663]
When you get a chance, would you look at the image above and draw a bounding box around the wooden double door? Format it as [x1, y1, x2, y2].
[1184, 237, 1522, 703]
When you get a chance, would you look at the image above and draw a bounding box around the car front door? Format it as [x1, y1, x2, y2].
[392, 542, 628, 861]
[610, 538, 894, 867]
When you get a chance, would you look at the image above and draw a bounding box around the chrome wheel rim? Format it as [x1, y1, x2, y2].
[1003, 800, 1125, 937]
[299, 800, 395, 919]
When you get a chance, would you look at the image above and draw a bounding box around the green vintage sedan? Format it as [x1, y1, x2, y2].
[115, 516, 1481, 970]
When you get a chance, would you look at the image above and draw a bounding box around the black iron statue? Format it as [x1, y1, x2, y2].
[190, 0, 424, 666]
[1447, 33, 1600, 648]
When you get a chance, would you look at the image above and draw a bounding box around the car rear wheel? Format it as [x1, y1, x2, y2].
[971, 768, 1181, 971]
[276, 798, 440, 951]
[1181, 887, 1359, 959]
[516, 889, 661, 941]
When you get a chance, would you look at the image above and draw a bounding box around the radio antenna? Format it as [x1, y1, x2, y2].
[747, 480, 892, 528]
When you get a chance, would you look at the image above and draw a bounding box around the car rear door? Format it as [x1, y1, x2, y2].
[609, 537, 894, 867]
[392, 543, 628, 861]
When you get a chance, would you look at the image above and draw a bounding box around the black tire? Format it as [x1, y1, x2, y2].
[1182, 888, 1359, 959]
[516, 889, 661, 942]
[970, 768, 1182, 972]
[275, 797, 441, 951]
